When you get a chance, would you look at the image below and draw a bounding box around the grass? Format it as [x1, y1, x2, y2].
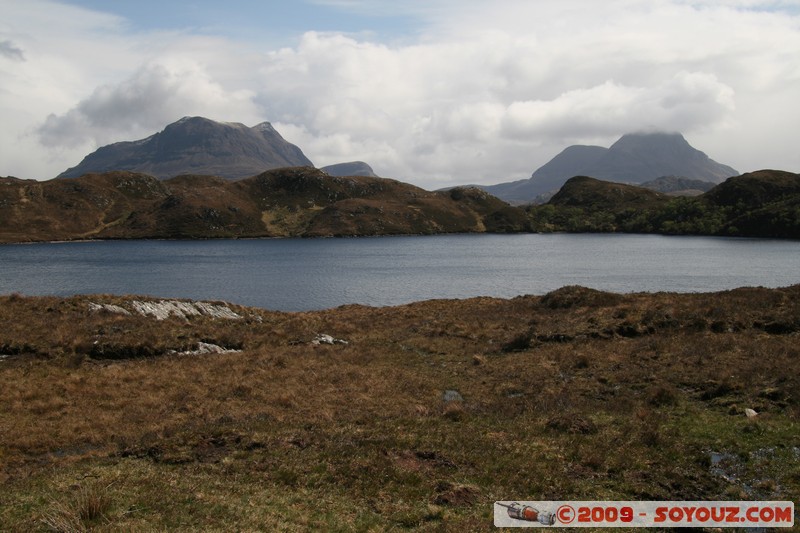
[1, 287, 799, 530]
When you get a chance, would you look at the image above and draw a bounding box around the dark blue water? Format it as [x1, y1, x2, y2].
[1, 234, 799, 311]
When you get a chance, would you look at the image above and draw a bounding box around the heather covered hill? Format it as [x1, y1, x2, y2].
[57, 117, 314, 180]
[639, 176, 717, 195]
[3, 168, 798, 243]
[0, 167, 530, 243]
[528, 169, 800, 238]
[548, 176, 668, 210]
[321, 161, 379, 177]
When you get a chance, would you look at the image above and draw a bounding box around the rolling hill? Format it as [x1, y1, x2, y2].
[0, 167, 530, 243]
[527, 170, 800, 238]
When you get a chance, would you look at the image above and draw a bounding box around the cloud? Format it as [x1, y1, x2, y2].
[255, 2, 799, 184]
[0, 40, 25, 61]
[499, 73, 736, 140]
[248, 25, 751, 182]
[2, 0, 800, 185]
[38, 61, 259, 148]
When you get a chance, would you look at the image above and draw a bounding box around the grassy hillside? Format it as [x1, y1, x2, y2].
[0, 168, 530, 243]
[1, 287, 799, 530]
[528, 170, 800, 238]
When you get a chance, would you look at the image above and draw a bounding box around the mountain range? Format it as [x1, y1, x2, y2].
[481, 132, 738, 204]
[57, 118, 737, 207]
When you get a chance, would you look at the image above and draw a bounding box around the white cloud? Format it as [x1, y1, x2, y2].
[38, 60, 259, 148]
[1, 0, 799, 185]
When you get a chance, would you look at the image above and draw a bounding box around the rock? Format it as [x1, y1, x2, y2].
[193, 302, 244, 320]
[443, 390, 464, 403]
[744, 408, 758, 419]
[90, 299, 242, 320]
[130, 300, 242, 321]
[88, 303, 132, 315]
[178, 342, 240, 356]
[311, 333, 348, 345]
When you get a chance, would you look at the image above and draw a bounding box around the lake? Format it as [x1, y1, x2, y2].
[1, 234, 799, 311]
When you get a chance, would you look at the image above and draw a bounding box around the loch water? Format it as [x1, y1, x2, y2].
[1, 234, 799, 311]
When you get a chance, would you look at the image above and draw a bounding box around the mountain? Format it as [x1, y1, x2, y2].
[0, 168, 530, 243]
[481, 132, 738, 204]
[321, 161, 378, 177]
[489, 145, 609, 202]
[57, 117, 313, 180]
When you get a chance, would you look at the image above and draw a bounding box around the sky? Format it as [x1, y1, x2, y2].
[1, 0, 799, 189]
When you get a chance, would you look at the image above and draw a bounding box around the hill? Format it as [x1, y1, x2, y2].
[481, 132, 738, 204]
[321, 161, 379, 177]
[702, 169, 800, 238]
[57, 117, 313, 180]
[549, 176, 668, 210]
[0, 168, 530, 243]
[639, 176, 717, 196]
[1, 286, 799, 529]
[527, 170, 800, 238]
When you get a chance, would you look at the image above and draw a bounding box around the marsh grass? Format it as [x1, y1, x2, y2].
[1, 286, 799, 530]
[41, 481, 113, 532]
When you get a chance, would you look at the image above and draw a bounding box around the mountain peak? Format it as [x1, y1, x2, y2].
[252, 121, 276, 134]
[611, 131, 686, 148]
[478, 132, 738, 204]
[58, 117, 313, 180]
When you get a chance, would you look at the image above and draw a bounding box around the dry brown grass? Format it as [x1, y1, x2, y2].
[1, 286, 799, 530]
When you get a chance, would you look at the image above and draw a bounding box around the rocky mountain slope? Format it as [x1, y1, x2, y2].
[0, 167, 530, 243]
[482, 132, 738, 204]
[57, 117, 313, 180]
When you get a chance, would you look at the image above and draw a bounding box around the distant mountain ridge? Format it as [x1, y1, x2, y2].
[481, 132, 738, 204]
[57, 117, 314, 180]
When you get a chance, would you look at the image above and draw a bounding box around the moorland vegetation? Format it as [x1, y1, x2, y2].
[1, 286, 799, 530]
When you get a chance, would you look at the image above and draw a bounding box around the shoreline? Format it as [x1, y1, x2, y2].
[3, 227, 799, 246]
